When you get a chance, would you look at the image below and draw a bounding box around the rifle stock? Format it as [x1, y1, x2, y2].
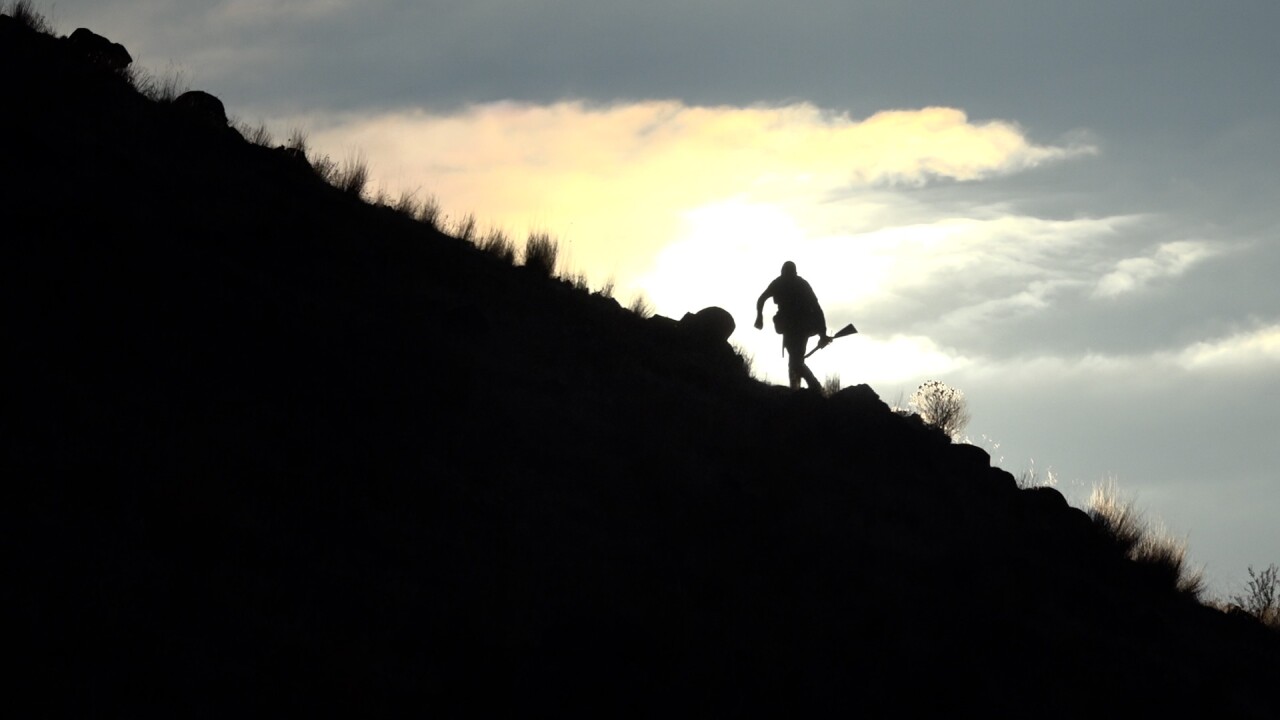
[804, 323, 858, 358]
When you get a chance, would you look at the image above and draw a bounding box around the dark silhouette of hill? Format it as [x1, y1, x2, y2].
[5, 14, 1278, 717]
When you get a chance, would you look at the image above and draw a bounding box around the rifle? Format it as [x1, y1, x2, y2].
[804, 323, 857, 358]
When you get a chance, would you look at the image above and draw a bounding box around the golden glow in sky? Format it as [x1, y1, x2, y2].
[286, 99, 1097, 385]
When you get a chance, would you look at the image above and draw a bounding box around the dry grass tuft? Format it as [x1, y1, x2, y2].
[477, 227, 517, 264]
[733, 344, 757, 379]
[132, 66, 189, 103]
[628, 294, 654, 319]
[285, 127, 309, 154]
[1087, 479, 1206, 599]
[450, 213, 477, 243]
[5, 0, 52, 33]
[523, 232, 559, 276]
[335, 153, 369, 198]
[311, 152, 371, 198]
[596, 277, 616, 299]
[416, 194, 442, 229]
[1017, 460, 1058, 490]
[392, 189, 421, 217]
[821, 373, 842, 398]
[232, 118, 273, 147]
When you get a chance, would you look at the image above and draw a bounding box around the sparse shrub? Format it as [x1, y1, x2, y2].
[477, 228, 517, 264]
[568, 271, 591, 292]
[821, 373, 841, 398]
[5, 0, 52, 33]
[628, 294, 653, 318]
[523, 232, 559, 276]
[1228, 564, 1280, 629]
[1087, 480, 1206, 598]
[909, 379, 971, 440]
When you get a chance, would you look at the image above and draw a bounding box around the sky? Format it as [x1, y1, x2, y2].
[36, 1, 1279, 598]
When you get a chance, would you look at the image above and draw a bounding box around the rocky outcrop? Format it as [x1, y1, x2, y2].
[679, 305, 736, 342]
[172, 89, 228, 128]
[67, 28, 131, 73]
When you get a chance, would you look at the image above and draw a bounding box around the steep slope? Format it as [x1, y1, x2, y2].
[5, 16, 1278, 716]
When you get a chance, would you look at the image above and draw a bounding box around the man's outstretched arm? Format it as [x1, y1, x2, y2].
[754, 289, 770, 329]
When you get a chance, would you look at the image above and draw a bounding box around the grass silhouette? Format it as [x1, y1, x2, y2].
[1087, 479, 1206, 599]
[478, 226, 518, 263]
[131, 65, 189, 103]
[4, 0, 48, 33]
[822, 372, 842, 397]
[523, 231, 559, 276]
[233, 118, 275, 147]
[628, 292, 655, 318]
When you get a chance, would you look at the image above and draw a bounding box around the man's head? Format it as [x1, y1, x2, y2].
[781, 261, 797, 277]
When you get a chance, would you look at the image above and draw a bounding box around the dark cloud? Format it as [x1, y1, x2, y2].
[54, 2, 1280, 133]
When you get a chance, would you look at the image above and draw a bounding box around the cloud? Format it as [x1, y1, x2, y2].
[288, 100, 1090, 294]
[1176, 324, 1280, 371]
[968, 323, 1280, 379]
[1093, 240, 1219, 298]
[936, 279, 1075, 330]
[824, 107, 1093, 185]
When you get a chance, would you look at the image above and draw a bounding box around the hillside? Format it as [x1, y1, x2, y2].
[5, 13, 1279, 716]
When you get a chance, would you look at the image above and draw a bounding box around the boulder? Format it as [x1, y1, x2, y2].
[947, 442, 992, 475]
[678, 306, 735, 343]
[1019, 485, 1070, 513]
[172, 90, 228, 128]
[68, 28, 132, 73]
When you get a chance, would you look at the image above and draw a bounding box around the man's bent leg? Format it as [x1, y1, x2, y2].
[797, 361, 820, 390]
[784, 333, 819, 390]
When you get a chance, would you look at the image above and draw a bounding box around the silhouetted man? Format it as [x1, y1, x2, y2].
[754, 261, 831, 390]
